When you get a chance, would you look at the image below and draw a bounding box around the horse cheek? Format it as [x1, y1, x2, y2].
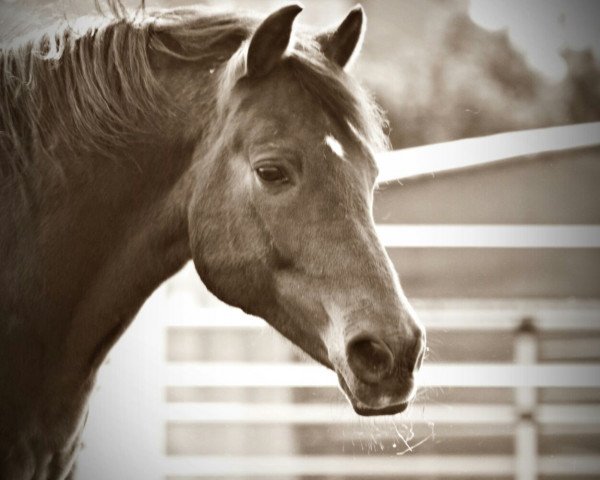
[187, 185, 275, 315]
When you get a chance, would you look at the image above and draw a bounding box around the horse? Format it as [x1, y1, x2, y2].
[0, 1, 426, 478]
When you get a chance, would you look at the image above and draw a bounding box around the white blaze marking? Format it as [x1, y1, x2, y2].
[324, 135, 345, 160]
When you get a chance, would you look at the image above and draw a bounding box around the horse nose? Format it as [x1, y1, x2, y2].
[409, 326, 426, 373]
[346, 334, 394, 384]
[346, 326, 426, 384]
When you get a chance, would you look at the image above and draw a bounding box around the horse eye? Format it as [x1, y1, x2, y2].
[255, 166, 288, 184]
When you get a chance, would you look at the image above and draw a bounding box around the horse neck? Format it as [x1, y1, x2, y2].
[1, 137, 194, 407]
[0, 136, 194, 478]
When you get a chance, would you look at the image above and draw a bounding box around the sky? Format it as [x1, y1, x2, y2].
[469, 0, 600, 81]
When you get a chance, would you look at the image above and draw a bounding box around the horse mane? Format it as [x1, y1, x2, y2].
[0, 1, 388, 179]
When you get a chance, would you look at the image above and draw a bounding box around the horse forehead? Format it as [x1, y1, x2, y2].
[236, 109, 375, 174]
[325, 137, 379, 185]
[233, 72, 377, 171]
[235, 70, 328, 123]
[234, 98, 329, 148]
[324, 135, 346, 160]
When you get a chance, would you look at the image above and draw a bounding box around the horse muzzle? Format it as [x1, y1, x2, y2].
[334, 326, 425, 416]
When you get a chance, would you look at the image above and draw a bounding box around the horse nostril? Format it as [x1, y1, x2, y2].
[347, 335, 394, 384]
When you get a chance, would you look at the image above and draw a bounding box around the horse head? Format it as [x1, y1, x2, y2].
[186, 4, 426, 416]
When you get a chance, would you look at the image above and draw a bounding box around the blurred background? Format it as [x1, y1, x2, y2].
[3, 0, 599, 479]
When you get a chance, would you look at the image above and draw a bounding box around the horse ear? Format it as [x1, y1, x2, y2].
[246, 4, 303, 77]
[317, 5, 365, 69]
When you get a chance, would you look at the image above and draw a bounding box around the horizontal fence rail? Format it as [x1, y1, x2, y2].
[164, 299, 600, 331]
[164, 455, 600, 477]
[376, 121, 600, 183]
[165, 403, 600, 425]
[164, 363, 600, 388]
[375, 224, 600, 248]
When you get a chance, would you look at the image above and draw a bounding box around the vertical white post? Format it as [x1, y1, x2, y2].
[514, 318, 538, 480]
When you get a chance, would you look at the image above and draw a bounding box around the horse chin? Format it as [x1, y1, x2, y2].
[352, 401, 409, 417]
[336, 371, 411, 417]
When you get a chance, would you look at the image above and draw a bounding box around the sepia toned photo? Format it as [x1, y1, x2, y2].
[1, 1, 599, 479]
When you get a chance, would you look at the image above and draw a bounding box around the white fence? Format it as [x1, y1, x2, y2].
[79, 123, 600, 480]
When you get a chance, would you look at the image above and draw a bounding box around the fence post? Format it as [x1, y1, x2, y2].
[514, 317, 538, 480]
